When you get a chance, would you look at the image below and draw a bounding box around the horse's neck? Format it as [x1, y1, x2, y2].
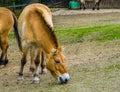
[41, 25, 58, 54]
[34, 27, 58, 54]
[28, 10, 58, 54]
[41, 38, 57, 54]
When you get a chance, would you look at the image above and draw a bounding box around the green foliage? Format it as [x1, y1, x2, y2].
[0, 0, 26, 6]
[10, 0, 26, 4]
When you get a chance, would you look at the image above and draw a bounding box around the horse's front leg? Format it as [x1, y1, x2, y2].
[41, 51, 47, 74]
[32, 49, 40, 83]
[0, 35, 9, 66]
[29, 46, 36, 74]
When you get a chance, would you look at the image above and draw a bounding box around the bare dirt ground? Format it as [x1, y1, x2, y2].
[0, 9, 120, 92]
[52, 9, 120, 29]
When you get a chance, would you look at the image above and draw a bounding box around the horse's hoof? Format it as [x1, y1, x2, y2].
[17, 76, 24, 81]
[97, 8, 100, 10]
[0, 62, 4, 65]
[32, 77, 40, 84]
[4, 60, 8, 65]
[0, 60, 8, 66]
[41, 68, 47, 74]
[92, 8, 95, 10]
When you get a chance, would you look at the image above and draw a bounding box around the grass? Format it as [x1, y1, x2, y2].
[9, 24, 120, 43]
[55, 24, 120, 44]
[1, 57, 120, 92]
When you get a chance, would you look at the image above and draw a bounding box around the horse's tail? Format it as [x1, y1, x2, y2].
[12, 13, 22, 51]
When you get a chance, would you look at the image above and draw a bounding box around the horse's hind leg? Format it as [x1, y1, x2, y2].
[92, 3, 97, 10]
[0, 35, 9, 65]
[97, 1, 101, 10]
[80, 3, 82, 9]
[80, 2, 83, 9]
[93, 0, 101, 10]
[40, 51, 47, 74]
[80, 2, 86, 10]
[18, 43, 29, 81]
[83, 3, 86, 10]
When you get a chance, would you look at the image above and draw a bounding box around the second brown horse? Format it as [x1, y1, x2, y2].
[80, 0, 102, 10]
[16, 3, 70, 84]
[0, 7, 20, 66]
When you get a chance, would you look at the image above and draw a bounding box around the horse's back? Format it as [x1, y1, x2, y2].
[0, 7, 14, 34]
[18, 3, 52, 24]
[18, 3, 53, 44]
[95, 0, 99, 3]
[81, 0, 99, 2]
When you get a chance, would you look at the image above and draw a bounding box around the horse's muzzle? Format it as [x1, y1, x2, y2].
[58, 73, 70, 84]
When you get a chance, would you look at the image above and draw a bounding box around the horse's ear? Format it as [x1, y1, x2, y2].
[50, 46, 65, 57]
[50, 49, 58, 56]
[53, 49, 58, 55]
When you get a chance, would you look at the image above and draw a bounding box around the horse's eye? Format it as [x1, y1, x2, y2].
[55, 60, 60, 64]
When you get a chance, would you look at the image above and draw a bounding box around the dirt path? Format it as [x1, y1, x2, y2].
[52, 9, 120, 29]
[52, 9, 120, 16]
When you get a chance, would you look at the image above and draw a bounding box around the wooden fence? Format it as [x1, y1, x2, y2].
[85, 0, 120, 8]
[50, 0, 120, 8]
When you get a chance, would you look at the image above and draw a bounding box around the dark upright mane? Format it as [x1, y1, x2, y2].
[35, 10, 59, 48]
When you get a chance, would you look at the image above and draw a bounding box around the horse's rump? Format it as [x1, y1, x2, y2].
[80, 0, 101, 10]
[0, 7, 19, 65]
[0, 8, 14, 34]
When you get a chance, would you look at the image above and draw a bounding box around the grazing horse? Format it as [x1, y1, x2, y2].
[0, 7, 19, 65]
[80, 0, 101, 10]
[16, 3, 70, 84]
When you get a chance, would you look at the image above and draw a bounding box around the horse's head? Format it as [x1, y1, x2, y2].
[46, 47, 70, 84]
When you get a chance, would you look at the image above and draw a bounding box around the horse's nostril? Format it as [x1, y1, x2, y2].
[64, 79, 68, 83]
[59, 76, 63, 82]
[59, 77, 68, 84]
